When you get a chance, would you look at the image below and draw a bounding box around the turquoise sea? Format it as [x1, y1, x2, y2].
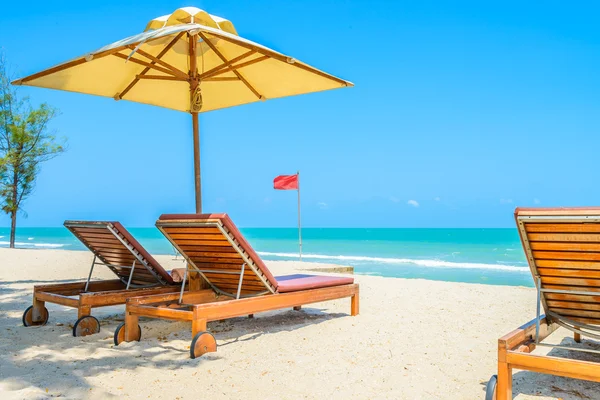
[0, 227, 532, 287]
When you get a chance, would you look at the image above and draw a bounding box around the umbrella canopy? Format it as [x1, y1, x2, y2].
[12, 7, 352, 211]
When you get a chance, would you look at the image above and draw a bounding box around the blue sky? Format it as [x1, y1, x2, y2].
[1, 1, 600, 228]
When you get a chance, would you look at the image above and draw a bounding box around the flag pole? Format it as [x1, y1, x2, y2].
[297, 171, 302, 261]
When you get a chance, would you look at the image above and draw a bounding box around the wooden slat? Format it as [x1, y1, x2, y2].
[184, 251, 243, 259]
[90, 243, 131, 251]
[194, 263, 250, 271]
[525, 223, 600, 233]
[536, 259, 600, 270]
[101, 256, 138, 266]
[70, 227, 112, 234]
[190, 258, 245, 265]
[544, 284, 600, 293]
[541, 276, 600, 287]
[528, 233, 600, 242]
[550, 307, 600, 320]
[75, 232, 116, 240]
[168, 233, 226, 241]
[546, 292, 600, 303]
[94, 248, 136, 257]
[532, 251, 600, 261]
[205, 277, 265, 287]
[100, 251, 136, 260]
[201, 271, 261, 281]
[162, 227, 222, 234]
[546, 300, 600, 311]
[171, 239, 232, 247]
[80, 237, 124, 246]
[173, 245, 237, 253]
[530, 242, 600, 252]
[564, 316, 600, 325]
[537, 268, 600, 279]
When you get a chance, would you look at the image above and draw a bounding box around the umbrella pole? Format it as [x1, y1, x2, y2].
[189, 32, 202, 213]
[192, 112, 201, 213]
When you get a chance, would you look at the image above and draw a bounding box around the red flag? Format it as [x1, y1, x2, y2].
[274, 174, 298, 190]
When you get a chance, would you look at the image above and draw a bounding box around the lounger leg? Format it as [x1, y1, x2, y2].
[32, 296, 46, 322]
[124, 312, 140, 342]
[574, 326, 582, 343]
[293, 306, 301, 311]
[192, 318, 207, 338]
[496, 360, 512, 400]
[78, 305, 91, 319]
[351, 293, 359, 316]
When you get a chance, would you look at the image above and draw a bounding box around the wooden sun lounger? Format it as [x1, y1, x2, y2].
[485, 207, 600, 399]
[22, 221, 184, 336]
[114, 213, 359, 358]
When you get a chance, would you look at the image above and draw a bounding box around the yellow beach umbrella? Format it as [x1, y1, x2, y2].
[13, 6, 352, 212]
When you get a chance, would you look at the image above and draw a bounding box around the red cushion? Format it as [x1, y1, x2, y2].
[276, 274, 354, 293]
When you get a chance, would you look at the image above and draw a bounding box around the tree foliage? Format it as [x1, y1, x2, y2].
[0, 52, 65, 248]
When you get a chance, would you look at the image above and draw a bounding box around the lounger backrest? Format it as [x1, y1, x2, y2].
[515, 207, 600, 327]
[65, 221, 174, 285]
[156, 214, 278, 297]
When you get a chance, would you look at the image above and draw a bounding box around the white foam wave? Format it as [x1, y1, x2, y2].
[257, 251, 529, 272]
[0, 241, 65, 249]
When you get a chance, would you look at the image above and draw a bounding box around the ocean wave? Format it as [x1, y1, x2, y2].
[257, 251, 529, 272]
[0, 241, 65, 249]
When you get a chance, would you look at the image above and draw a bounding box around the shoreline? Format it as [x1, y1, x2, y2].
[1, 248, 597, 399]
[0, 246, 535, 289]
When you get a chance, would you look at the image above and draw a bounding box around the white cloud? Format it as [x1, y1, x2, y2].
[389, 196, 400, 203]
[434, 197, 441, 201]
[500, 198, 513, 204]
[317, 202, 328, 209]
[534, 198, 541, 204]
[407, 200, 419, 207]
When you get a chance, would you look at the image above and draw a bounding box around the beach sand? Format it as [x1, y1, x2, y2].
[0, 248, 598, 399]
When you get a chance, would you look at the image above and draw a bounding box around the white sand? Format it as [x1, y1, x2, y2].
[0, 248, 598, 399]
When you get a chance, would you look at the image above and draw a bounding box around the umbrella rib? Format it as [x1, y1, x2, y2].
[136, 75, 188, 81]
[201, 30, 351, 87]
[113, 53, 181, 77]
[129, 47, 188, 79]
[203, 77, 240, 82]
[198, 32, 262, 99]
[202, 55, 269, 80]
[117, 32, 185, 100]
[198, 50, 255, 80]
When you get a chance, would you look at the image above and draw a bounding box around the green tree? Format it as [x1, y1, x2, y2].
[0, 53, 65, 248]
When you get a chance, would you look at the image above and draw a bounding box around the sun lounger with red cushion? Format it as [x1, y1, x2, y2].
[115, 213, 359, 358]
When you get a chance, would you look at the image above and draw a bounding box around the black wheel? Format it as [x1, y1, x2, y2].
[72, 315, 100, 337]
[190, 331, 217, 359]
[113, 322, 141, 345]
[485, 375, 497, 400]
[22, 305, 49, 327]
